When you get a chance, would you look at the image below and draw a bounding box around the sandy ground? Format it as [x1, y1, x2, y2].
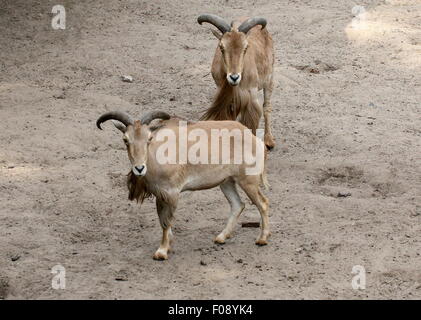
[0, 0, 420, 299]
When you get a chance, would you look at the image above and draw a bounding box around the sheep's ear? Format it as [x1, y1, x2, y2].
[211, 29, 222, 40]
[111, 120, 126, 133]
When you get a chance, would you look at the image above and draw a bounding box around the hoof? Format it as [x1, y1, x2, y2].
[266, 144, 274, 151]
[153, 250, 168, 260]
[264, 136, 275, 150]
[214, 235, 226, 245]
[255, 238, 269, 246]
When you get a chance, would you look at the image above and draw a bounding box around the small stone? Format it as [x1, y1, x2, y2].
[200, 260, 207, 266]
[11, 254, 20, 262]
[115, 270, 128, 281]
[115, 277, 128, 281]
[121, 75, 133, 83]
[53, 93, 65, 99]
[337, 192, 352, 198]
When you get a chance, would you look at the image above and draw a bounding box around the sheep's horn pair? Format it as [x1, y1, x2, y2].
[198, 14, 267, 34]
[96, 111, 170, 129]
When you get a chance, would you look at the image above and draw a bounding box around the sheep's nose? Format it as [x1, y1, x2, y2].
[135, 165, 145, 174]
[230, 74, 240, 82]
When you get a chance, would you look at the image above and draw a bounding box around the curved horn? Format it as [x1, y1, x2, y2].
[140, 111, 171, 125]
[238, 17, 267, 34]
[197, 14, 230, 34]
[96, 111, 134, 130]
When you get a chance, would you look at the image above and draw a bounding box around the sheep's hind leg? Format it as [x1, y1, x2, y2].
[215, 179, 245, 244]
[153, 198, 177, 260]
[238, 179, 270, 245]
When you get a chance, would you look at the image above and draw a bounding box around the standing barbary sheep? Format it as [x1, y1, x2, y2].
[198, 14, 276, 149]
[97, 110, 270, 260]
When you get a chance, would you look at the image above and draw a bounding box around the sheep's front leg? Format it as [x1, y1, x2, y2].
[153, 198, 176, 260]
[240, 87, 263, 135]
[263, 77, 275, 150]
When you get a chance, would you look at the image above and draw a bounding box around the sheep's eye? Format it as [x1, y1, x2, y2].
[123, 138, 129, 145]
[219, 45, 224, 52]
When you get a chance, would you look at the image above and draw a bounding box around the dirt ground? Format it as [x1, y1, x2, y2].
[0, 0, 420, 299]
